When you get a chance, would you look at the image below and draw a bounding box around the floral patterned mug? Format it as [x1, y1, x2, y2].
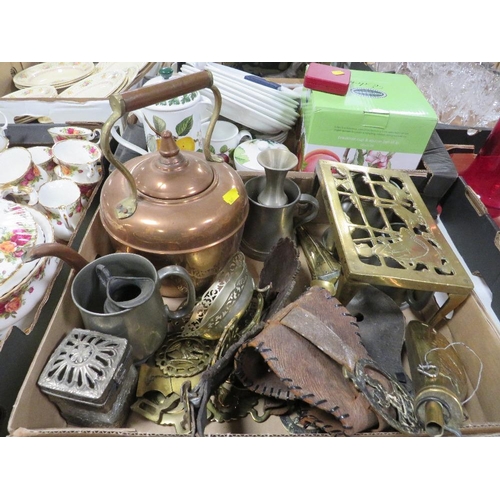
[0, 147, 43, 205]
[37, 179, 83, 240]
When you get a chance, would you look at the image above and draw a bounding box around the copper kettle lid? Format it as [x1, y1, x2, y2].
[134, 130, 214, 200]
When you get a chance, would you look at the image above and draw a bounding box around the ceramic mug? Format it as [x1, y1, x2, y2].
[0, 147, 40, 205]
[52, 139, 101, 180]
[48, 126, 101, 144]
[201, 120, 252, 156]
[54, 163, 102, 208]
[28, 146, 56, 178]
[37, 178, 83, 240]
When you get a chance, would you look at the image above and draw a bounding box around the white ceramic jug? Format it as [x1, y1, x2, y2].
[112, 68, 211, 155]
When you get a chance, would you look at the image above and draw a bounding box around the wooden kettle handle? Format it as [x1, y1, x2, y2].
[118, 70, 214, 113]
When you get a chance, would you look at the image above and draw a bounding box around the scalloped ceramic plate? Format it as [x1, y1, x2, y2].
[3, 85, 58, 98]
[0, 200, 39, 291]
[58, 69, 126, 98]
[13, 62, 95, 89]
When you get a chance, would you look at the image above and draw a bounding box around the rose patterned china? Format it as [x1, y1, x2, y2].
[0, 200, 39, 292]
[48, 126, 100, 144]
[0, 205, 56, 346]
[0, 147, 40, 205]
[53, 163, 102, 208]
[51, 139, 102, 179]
[58, 69, 127, 98]
[0, 199, 53, 328]
[13, 62, 95, 90]
[37, 179, 83, 241]
[27, 146, 53, 168]
[3, 85, 58, 98]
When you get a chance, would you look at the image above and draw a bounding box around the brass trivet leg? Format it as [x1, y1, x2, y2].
[427, 293, 468, 329]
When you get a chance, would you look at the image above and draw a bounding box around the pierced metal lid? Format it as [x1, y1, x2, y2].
[38, 328, 129, 406]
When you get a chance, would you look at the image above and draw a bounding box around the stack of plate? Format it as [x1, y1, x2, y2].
[58, 69, 128, 98]
[13, 62, 96, 91]
[179, 62, 301, 135]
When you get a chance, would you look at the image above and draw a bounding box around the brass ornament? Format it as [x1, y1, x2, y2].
[317, 161, 474, 327]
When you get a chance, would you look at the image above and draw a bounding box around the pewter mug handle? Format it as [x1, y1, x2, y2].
[293, 193, 320, 228]
[157, 265, 196, 320]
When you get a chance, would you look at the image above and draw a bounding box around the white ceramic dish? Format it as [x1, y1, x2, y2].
[200, 89, 290, 134]
[181, 65, 299, 120]
[181, 64, 299, 118]
[0, 255, 59, 349]
[211, 73, 300, 119]
[0, 200, 38, 290]
[58, 69, 126, 98]
[3, 85, 58, 98]
[13, 62, 95, 89]
[205, 62, 300, 101]
[0, 202, 53, 301]
[180, 66, 298, 127]
[213, 81, 298, 127]
[233, 139, 289, 172]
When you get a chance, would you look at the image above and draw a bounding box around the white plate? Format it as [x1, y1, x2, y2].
[58, 70, 127, 98]
[200, 89, 290, 134]
[95, 62, 143, 90]
[96, 62, 148, 73]
[206, 63, 300, 100]
[3, 85, 58, 98]
[209, 79, 298, 126]
[180, 65, 299, 122]
[13, 62, 95, 89]
[0, 256, 59, 350]
[206, 63, 300, 105]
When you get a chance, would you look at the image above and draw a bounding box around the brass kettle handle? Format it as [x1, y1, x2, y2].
[100, 70, 222, 219]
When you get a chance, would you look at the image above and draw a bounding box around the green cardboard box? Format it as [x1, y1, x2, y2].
[299, 70, 438, 172]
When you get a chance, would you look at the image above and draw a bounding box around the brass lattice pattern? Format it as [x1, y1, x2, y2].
[317, 161, 473, 296]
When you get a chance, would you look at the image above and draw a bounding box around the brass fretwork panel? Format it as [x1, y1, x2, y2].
[317, 161, 474, 326]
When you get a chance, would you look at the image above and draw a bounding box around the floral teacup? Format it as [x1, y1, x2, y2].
[52, 139, 102, 180]
[48, 126, 101, 144]
[37, 179, 83, 241]
[0, 147, 40, 205]
[54, 163, 102, 208]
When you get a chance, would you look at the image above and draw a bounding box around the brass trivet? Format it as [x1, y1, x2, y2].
[317, 161, 474, 327]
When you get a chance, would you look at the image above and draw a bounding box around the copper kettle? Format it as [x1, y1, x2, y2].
[99, 71, 249, 298]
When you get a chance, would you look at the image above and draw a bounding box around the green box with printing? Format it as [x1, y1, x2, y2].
[299, 70, 438, 172]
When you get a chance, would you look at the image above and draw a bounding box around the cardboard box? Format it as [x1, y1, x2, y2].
[7, 173, 500, 437]
[0, 63, 157, 125]
[299, 70, 438, 172]
[435, 125, 500, 319]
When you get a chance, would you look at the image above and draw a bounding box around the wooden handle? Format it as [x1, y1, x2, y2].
[119, 70, 214, 113]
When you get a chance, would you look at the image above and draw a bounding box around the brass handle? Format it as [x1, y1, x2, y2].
[100, 70, 222, 219]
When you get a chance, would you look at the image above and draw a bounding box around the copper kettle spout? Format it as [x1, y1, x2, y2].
[22, 242, 89, 273]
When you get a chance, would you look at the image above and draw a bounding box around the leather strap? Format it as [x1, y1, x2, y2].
[234, 286, 389, 435]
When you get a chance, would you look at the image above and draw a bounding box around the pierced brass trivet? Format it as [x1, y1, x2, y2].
[317, 161, 474, 327]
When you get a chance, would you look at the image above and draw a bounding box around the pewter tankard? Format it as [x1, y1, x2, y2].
[241, 176, 319, 261]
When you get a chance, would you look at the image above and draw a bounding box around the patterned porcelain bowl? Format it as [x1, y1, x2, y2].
[0, 200, 54, 318]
